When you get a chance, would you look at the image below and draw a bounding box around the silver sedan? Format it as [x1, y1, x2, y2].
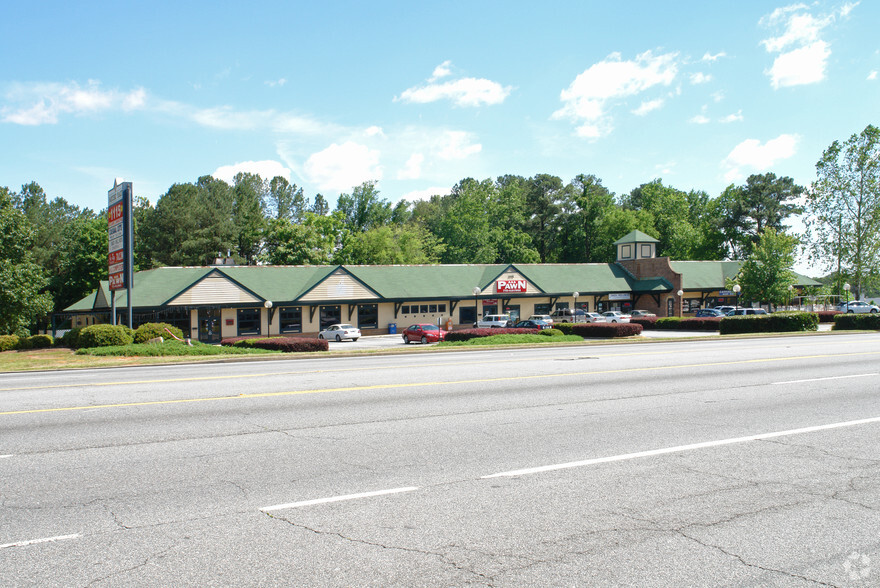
[318, 323, 361, 342]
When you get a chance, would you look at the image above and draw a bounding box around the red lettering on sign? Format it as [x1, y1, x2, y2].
[496, 279, 527, 293]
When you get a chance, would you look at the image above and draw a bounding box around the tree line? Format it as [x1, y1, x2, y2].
[1, 124, 878, 335]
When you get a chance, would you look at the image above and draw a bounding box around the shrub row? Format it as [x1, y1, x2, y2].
[833, 313, 880, 330]
[632, 317, 722, 331]
[132, 322, 185, 344]
[445, 327, 539, 342]
[816, 311, 841, 323]
[222, 336, 329, 352]
[0, 334, 56, 352]
[555, 322, 643, 338]
[719, 311, 819, 335]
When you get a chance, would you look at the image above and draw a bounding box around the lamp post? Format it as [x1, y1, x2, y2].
[573, 291, 579, 322]
[677, 289, 684, 316]
[733, 284, 741, 311]
[843, 282, 850, 310]
[473, 286, 481, 326]
[787, 284, 793, 310]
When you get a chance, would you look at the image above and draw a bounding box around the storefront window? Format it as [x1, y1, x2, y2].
[237, 308, 261, 336]
[279, 307, 302, 333]
[358, 304, 378, 329]
[320, 305, 341, 329]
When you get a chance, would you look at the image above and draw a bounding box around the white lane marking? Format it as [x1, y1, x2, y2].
[261, 487, 419, 512]
[0, 534, 81, 549]
[483, 415, 880, 479]
[773, 373, 878, 385]
[0, 455, 12, 459]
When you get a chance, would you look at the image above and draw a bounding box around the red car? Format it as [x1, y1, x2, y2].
[402, 323, 447, 344]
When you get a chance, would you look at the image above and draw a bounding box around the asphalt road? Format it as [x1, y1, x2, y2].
[2, 333, 880, 586]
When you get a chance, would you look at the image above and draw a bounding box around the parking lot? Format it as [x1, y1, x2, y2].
[323, 322, 834, 351]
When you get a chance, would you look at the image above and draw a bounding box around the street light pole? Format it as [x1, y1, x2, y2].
[843, 282, 850, 310]
[677, 289, 684, 316]
[573, 291, 579, 323]
[733, 284, 741, 311]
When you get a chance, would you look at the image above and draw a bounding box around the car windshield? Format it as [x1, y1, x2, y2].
[424, 325, 438, 330]
[338, 324, 354, 329]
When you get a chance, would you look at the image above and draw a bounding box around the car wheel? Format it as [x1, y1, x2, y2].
[421, 336, 427, 344]
[318, 334, 323, 339]
[336, 335, 342, 342]
[351, 338, 358, 342]
[848, 310, 854, 314]
[872, 309, 878, 313]
[403, 336, 410, 344]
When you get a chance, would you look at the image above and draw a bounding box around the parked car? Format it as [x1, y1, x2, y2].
[318, 323, 361, 341]
[603, 311, 631, 323]
[549, 308, 588, 323]
[726, 308, 768, 316]
[695, 308, 725, 317]
[584, 312, 605, 323]
[528, 314, 554, 325]
[714, 306, 736, 314]
[402, 323, 446, 344]
[512, 319, 552, 330]
[837, 301, 880, 314]
[477, 314, 512, 328]
[630, 310, 656, 318]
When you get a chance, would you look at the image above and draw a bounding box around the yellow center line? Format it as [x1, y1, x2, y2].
[2, 350, 878, 416]
[1, 337, 874, 393]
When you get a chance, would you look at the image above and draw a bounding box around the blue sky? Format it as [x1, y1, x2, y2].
[2, 1, 876, 227]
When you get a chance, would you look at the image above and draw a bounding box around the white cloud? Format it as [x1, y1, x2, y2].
[265, 78, 287, 87]
[303, 141, 382, 192]
[759, 4, 847, 88]
[213, 160, 291, 184]
[397, 153, 424, 180]
[868, 71, 878, 81]
[364, 125, 385, 137]
[633, 99, 664, 116]
[701, 51, 727, 62]
[720, 110, 744, 123]
[436, 130, 481, 159]
[430, 60, 453, 81]
[724, 134, 798, 181]
[1, 80, 147, 125]
[552, 50, 679, 139]
[396, 76, 512, 107]
[689, 114, 710, 124]
[767, 41, 830, 88]
[711, 91, 725, 103]
[690, 72, 712, 84]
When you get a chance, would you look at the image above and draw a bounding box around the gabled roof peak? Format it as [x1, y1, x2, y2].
[613, 230, 660, 245]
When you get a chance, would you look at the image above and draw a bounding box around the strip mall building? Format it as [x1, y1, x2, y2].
[65, 231, 820, 343]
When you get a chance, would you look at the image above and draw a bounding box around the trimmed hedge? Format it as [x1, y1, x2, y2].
[61, 327, 83, 349]
[557, 322, 643, 338]
[445, 328, 539, 342]
[816, 311, 841, 323]
[77, 324, 134, 348]
[539, 328, 566, 337]
[0, 334, 19, 352]
[17, 334, 54, 349]
[134, 322, 185, 344]
[631, 317, 658, 329]
[833, 313, 880, 331]
[222, 336, 329, 352]
[719, 311, 818, 335]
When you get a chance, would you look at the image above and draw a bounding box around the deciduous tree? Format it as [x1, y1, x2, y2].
[805, 124, 880, 300]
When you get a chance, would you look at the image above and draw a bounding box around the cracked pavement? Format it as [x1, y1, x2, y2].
[2, 334, 880, 585]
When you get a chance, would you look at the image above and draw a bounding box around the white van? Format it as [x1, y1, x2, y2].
[477, 314, 512, 328]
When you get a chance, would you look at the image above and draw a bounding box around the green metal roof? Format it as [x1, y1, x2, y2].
[670, 261, 822, 290]
[63, 260, 823, 312]
[613, 230, 660, 245]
